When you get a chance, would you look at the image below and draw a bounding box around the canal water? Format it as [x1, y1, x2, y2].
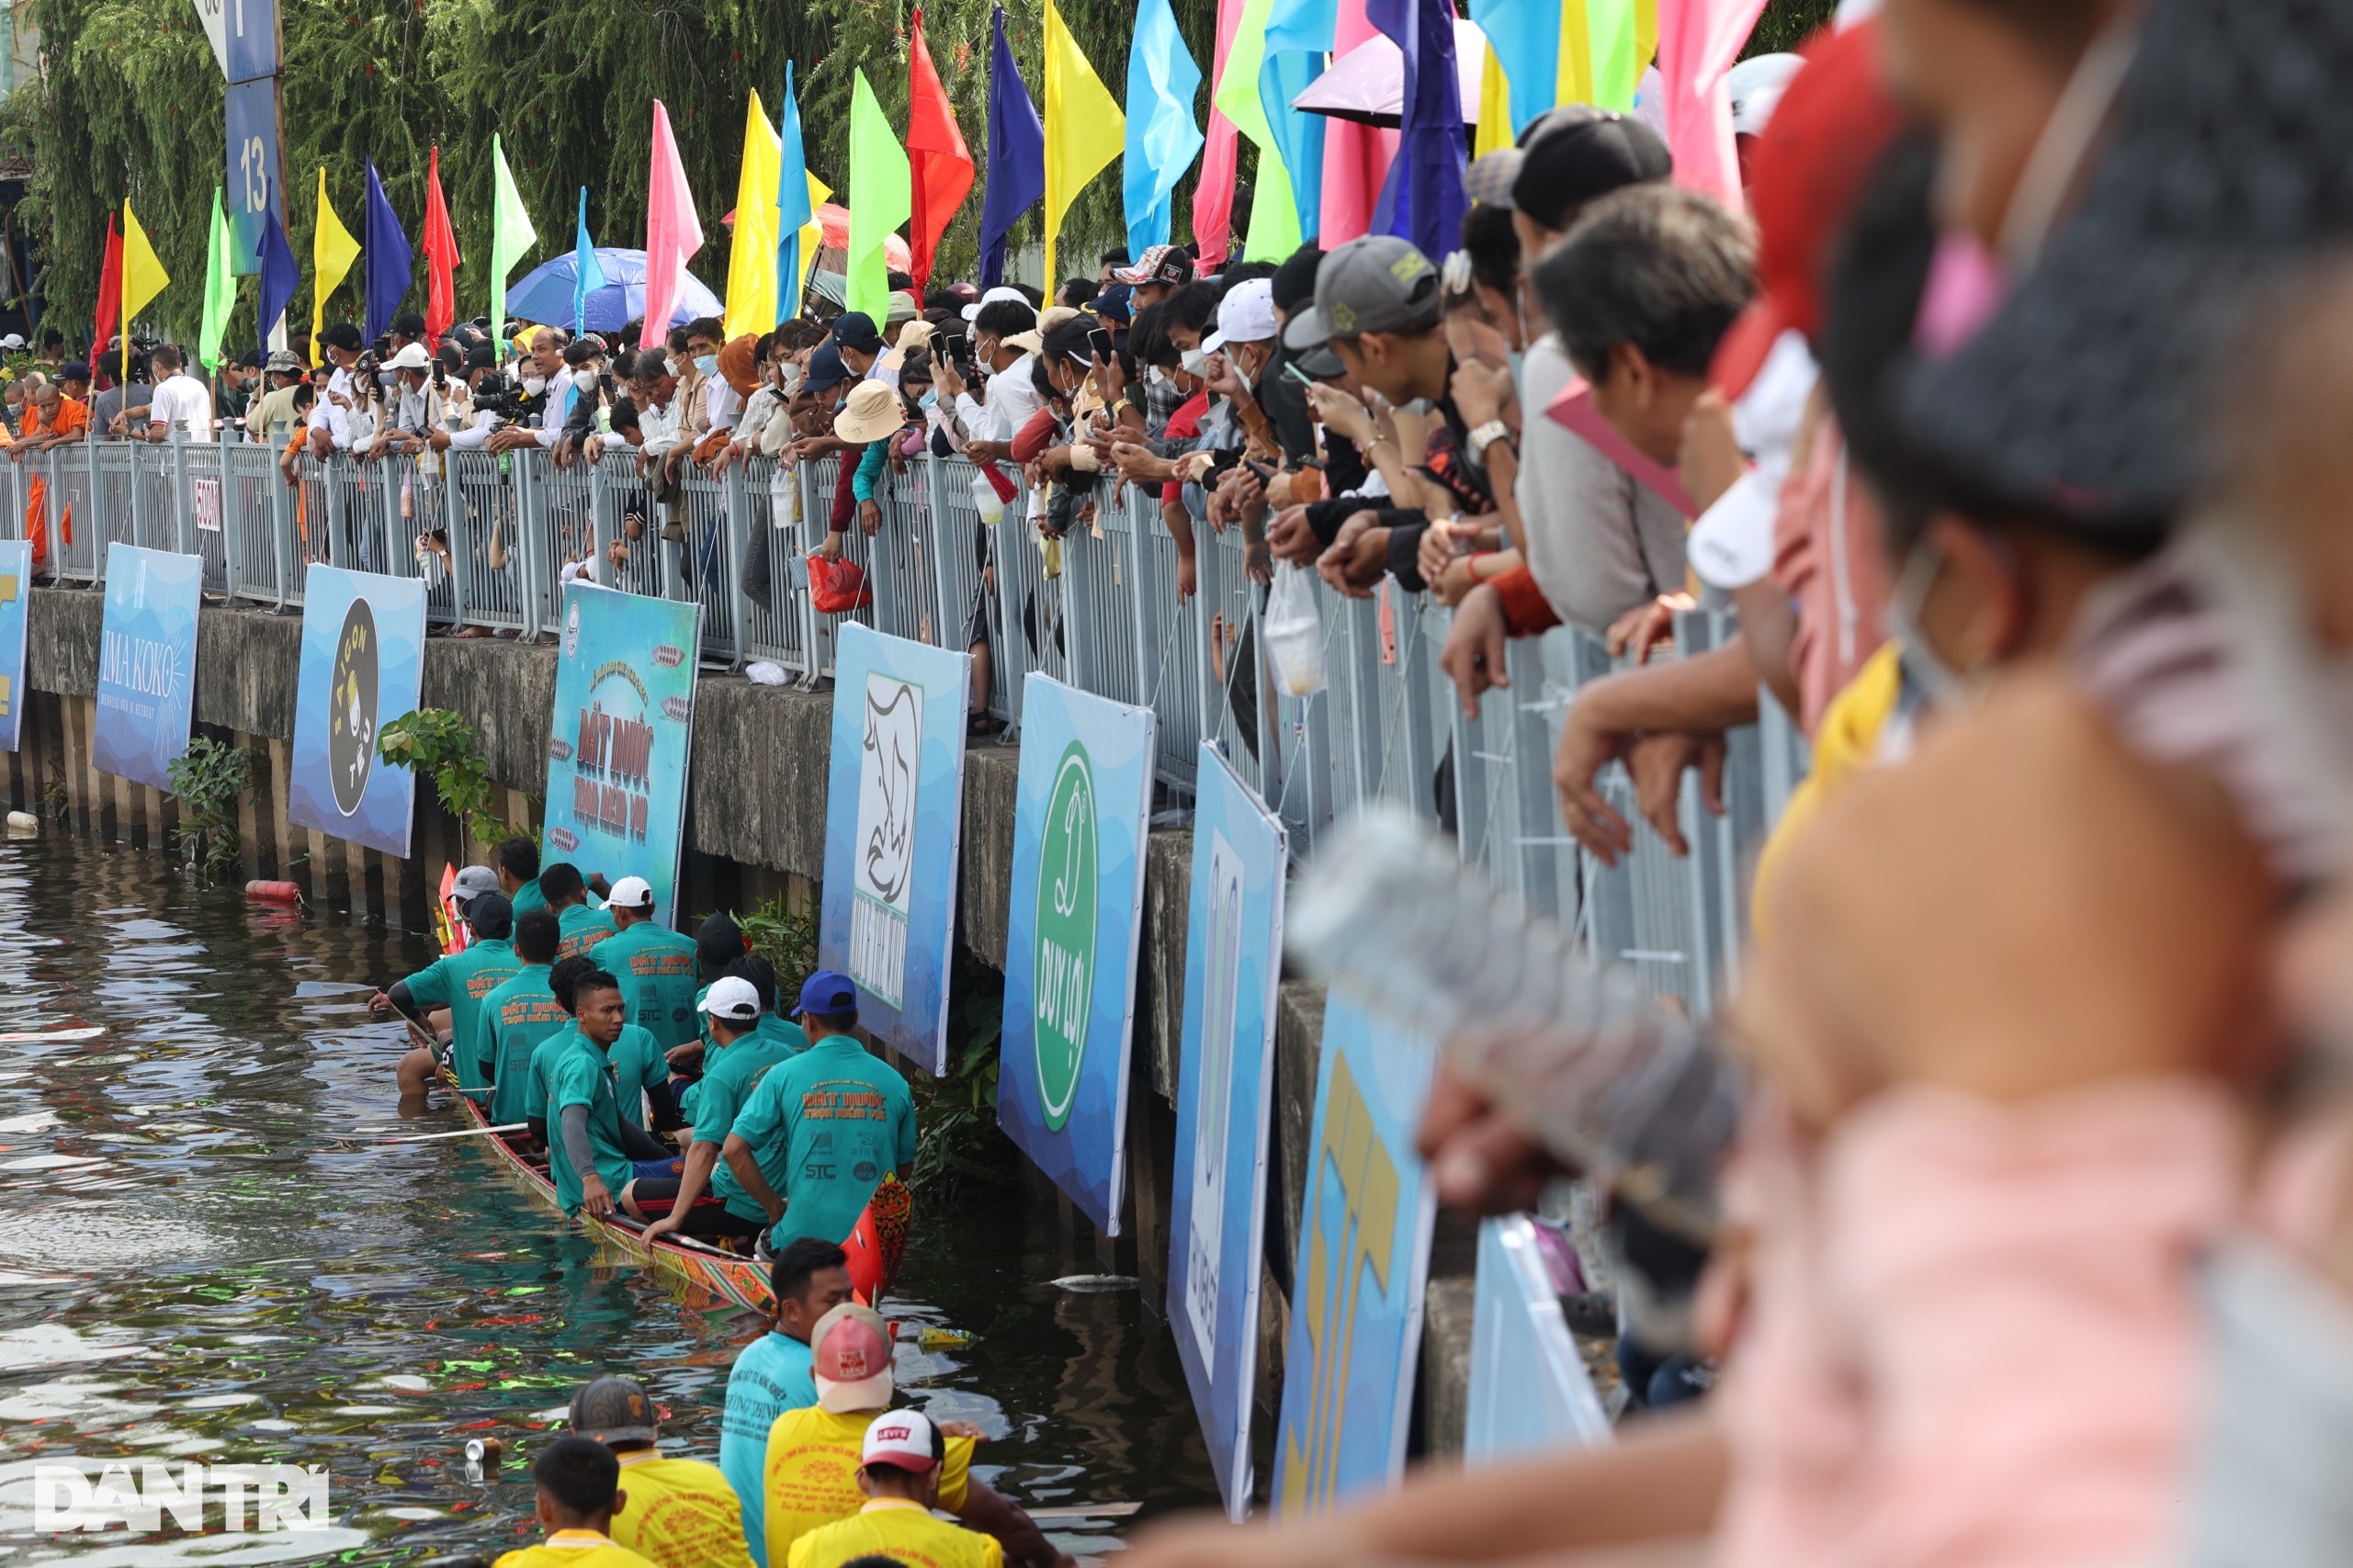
[0, 832, 1217, 1562]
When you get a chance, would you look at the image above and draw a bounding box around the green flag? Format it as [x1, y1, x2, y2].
[490, 135, 537, 345]
[198, 186, 237, 375]
[846, 70, 910, 323]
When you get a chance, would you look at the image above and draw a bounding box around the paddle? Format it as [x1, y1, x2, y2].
[335, 1122, 528, 1145]
[0, 1027, 103, 1042]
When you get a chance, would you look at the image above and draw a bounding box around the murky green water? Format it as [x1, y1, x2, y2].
[0, 833, 1216, 1562]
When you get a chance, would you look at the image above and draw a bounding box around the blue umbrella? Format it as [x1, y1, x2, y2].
[503, 247, 722, 334]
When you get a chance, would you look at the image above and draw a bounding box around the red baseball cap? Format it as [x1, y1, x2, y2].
[811, 1302, 895, 1414]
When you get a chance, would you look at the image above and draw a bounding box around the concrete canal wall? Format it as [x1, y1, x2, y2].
[6, 586, 1485, 1462]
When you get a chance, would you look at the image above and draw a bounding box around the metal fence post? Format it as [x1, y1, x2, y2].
[721, 461, 752, 669]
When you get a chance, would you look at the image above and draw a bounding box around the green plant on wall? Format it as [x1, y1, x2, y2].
[909, 951, 1015, 1197]
[375, 706, 534, 855]
[164, 735, 251, 879]
[739, 894, 821, 1009]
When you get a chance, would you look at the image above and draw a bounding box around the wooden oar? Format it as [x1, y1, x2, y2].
[337, 1122, 527, 1145]
[1025, 1503, 1142, 1521]
[0, 1027, 102, 1042]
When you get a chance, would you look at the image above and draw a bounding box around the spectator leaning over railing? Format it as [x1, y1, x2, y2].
[8, 371, 87, 577]
[144, 343, 215, 445]
[213, 349, 261, 436]
[933, 290, 1041, 466]
[246, 350, 308, 446]
[485, 325, 575, 456]
[306, 322, 366, 457]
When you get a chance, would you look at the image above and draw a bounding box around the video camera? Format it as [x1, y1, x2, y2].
[471, 371, 548, 425]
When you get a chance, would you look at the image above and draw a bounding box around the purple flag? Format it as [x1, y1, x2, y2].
[362, 160, 413, 344]
[979, 4, 1046, 288]
[257, 203, 299, 358]
[1367, 0, 1465, 264]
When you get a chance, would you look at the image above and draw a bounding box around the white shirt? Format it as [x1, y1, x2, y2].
[529, 377, 577, 446]
[149, 373, 214, 441]
[954, 352, 1044, 445]
[705, 377, 743, 434]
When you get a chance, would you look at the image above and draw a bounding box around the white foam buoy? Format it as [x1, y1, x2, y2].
[6, 811, 37, 831]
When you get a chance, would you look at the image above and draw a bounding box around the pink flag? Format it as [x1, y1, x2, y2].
[1191, 0, 1249, 268]
[1317, 0, 1397, 247]
[1657, 0, 1770, 211]
[642, 100, 706, 349]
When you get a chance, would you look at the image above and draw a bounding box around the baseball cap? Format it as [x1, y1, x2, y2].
[1727, 51, 1805, 138]
[804, 343, 851, 392]
[387, 343, 434, 371]
[466, 890, 514, 941]
[236, 349, 266, 370]
[809, 1302, 894, 1414]
[961, 285, 1030, 322]
[796, 968, 858, 1017]
[1202, 277, 1277, 355]
[568, 1374, 659, 1445]
[453, 864, 502, 906]
[1116, 244, 1195, 288]
[696, 911, 748, 970]
[832, 311, 884, 355]
[606, 874, 654, 909]
[321, 321, 364, 353]
[1282, 235, 1442, 356]
[0, 333, 22, 350]
[885, 290, 922, 325]
[464, 342, 498, 371]
[60, 361, 91, 382]
[861, 1409, 944, 1474]
[1464, 149, 1526, 209]
[698, 975, 764, 1023]
[1510, 107, 1672, 233]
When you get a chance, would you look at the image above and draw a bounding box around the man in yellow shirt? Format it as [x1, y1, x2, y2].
[493, 1435, 659, 1568]
[788, 1409, 1002, 1568]
[570, 1374, 756, 1568]
[764, 1303, 1069, 1568]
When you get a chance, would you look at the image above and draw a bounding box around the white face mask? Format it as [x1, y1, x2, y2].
[521, 374, 547, 396]
[781, 364, 804, 394]
[1146, 366, 1171, 389]
[573, 368, 598, 392]
[1180, 348, 1208, 378]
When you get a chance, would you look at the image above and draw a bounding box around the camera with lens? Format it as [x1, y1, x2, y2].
[472, 372, 547, 425]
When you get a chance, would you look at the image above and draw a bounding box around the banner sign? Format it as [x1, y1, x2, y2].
[0, 539, 28, 753]
[288, 565, 424, 857]
[819, 623, 973, 1075]
[541, 584, 700, 926]
[998, 672, 1157, 1235]
[1169, 743, 1287, 1520]
[1465, 1214, 1613, 1463]
[94, 544, 202, 792]
[1273, 998, 1437, 1517]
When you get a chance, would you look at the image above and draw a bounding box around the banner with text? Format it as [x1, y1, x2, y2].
[541, 584, 701, 925]
[94, 544, 202, 792]
[1169, 743, 1287, 1519]
[1465, 1214, 1613, 1463]
[999, 673, 1158, 1235]
[288, 566, 424, 857]
[820, 623, 973, 1075]
[1273, 998, 1436, 1517]
[0, 539, 28, 753]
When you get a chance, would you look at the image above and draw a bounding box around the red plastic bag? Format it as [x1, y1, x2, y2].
[806, 552, 874, 615]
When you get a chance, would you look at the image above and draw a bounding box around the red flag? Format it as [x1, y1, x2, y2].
[422, 145, 463, 343]
[906, 7, 975, 299]
[93, 214, 122, 374]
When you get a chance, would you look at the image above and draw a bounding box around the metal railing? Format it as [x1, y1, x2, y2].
[2, 433, 1815, 1019]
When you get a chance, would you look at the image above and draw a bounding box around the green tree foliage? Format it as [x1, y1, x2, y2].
[9, 0, 1827, 346]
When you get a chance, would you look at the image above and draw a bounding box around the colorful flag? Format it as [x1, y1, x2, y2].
[724, 91, 783, 340]
[1657, 0, 1770, 209]
[846, 69, 911, 322]
[1318, 0, 1394, 246]
[1043, 0, 1125, 285]
[309, 170, 360, 367]
[257, 204, 299, 357]
[93, 213, 122, 368]
[776, 62, 817, 322]
[199, 186, 237, 374]
[1123, 0, 1205, 257]
[641, 102, 703, 347]
[572, 189, 606, 336]
[490, 134, 538, 346]
[907, 8, 975, 299]
[1475, 44, 1513, 158]
[979, 5, 1045, 289]
[1558, 0, 1594, 109]
[1590, 0, 1639, 111]
[1368, 0, 1467, 265]
[1193, 0, 1249, 266]
[1213, 0, 1302, 260]
[362, 160, 413, 344]
[120, 199, 171, 385]
[422, 145, 461, 343]
[1468, 0, 1560, 134]
[1258, 14, 1327, 243]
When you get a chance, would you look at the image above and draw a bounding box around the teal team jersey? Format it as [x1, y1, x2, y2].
[525, 1024, 581, 1124]
[401, 938, 521, 1093]
[696, 1032, 800, 1218]
[547, 1036, 636, 1215]
[556, 902, 620, 962]
[481, 964, 565, 1125]
[719, 1034, 914, 1238]
[598, 920, 701, 1049]
[508, 878, 546, 918]
[605, 1023, 672, 1130]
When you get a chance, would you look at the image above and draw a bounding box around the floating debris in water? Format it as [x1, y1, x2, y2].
[1048, 1275, 1138, 1293]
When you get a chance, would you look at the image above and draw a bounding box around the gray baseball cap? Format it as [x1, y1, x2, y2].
[1282, 235, 1442, 359]
[453, 863, 502, 906]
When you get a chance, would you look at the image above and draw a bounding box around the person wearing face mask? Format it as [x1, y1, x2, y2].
[933, 293, 1041, 465]
[670, 316, 726, 455]
[306, 321, 366, 458]
[368, 342, 439, 461]
[486, 325, 576, 454]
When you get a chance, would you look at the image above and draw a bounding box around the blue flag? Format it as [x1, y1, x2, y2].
[1368, 0, 1466, 264]
[361, 160, 413, 344]
[776, 62, 813, 323]
[571, 187, 605, 335]
[979, 4, 1046, 289]
[256, 202, 299, 358]
[1122, 0, 1205, 257]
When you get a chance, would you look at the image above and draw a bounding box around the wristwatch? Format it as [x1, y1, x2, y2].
[1467, 419, 1512, 461]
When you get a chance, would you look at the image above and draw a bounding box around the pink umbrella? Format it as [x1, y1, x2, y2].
[817, 203, 912, 272]
[1289, 18, 1489, 128]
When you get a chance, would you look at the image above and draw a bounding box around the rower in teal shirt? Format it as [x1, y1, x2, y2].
[481, 909, 566, 1125]
[719, 970, 912, 1244]
[546, 972, 673, 1218]
[374, 891, 521, 1100]
[642, 976, 798, 1246]
[541, 863, 619, 961]
[595, 876, 700, 1050]
[497, 836, 546, 919]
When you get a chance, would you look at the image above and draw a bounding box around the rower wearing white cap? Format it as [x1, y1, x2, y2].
[637, 976, 797, 1246]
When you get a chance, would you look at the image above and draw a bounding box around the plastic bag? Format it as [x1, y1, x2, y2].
[1263, 562, 1327, 696]
[970, 473, 1006, 525]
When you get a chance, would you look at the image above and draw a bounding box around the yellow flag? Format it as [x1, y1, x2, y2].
[1635, 0, 1659, 90]
[1474, 44, 1513, 158]
[800, 169, 832, 303]
[1557, 0, 1594, 107]
[1043, 0, 1125, 286]
[119, 200, 170, 384]
[311, 168, 362, 367]
[725, 91, 785, 341]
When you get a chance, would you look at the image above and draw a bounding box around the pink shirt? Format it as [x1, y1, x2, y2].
[1771, 418, 1891, 737]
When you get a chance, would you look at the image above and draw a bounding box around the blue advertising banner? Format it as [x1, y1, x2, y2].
[0, 539, 28, 753]
[819, 623, 973, 1075]
[288, 565, 425, 857]
[998, 673, 1157, 1235]
[1465, 1215, 1612, 1463]
[1169, 743, 1287, 1520]
[1273, 998, 1437, 1517]
[541, 585, 701, 926]
[94, 544, 202, 792]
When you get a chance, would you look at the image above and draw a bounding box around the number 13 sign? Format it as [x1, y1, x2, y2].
[224, 78, 279, 275]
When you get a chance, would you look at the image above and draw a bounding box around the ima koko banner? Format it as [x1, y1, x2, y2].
[1273, 997, 1437, 1517]
[93, 544, 202, 792]
[0, 539, 28, 752]
[541, 584, 701, 926]
[819, 623, 973, 1076]
[1169, 742, 1288, 1520]
[288, 566, 425, 857]
[1465, 1214, 1613, 1463]
[999, 672, 1158, 1235]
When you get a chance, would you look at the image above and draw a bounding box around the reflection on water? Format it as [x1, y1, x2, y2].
[0, 836, 1215, 1562]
